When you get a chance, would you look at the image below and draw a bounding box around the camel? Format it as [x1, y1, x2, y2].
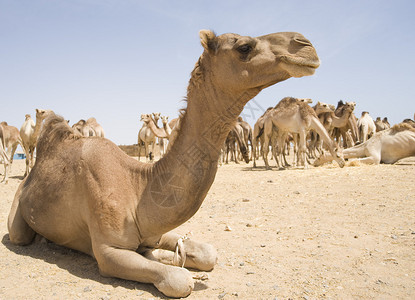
[0, 124, 10, 183]
[19, 109, 51, 177]
[260, 100, 336, 169]
[237, 116, 253, 160]
[319, 101, 356, 148]
[72, 119, 95, 137]
[151, 113, 166, 157]
[252, 107, 274, 167]
[86, 117, 105, 137]
[137, 114, 156, 161]
[72, 118, 105, 137]
[161, 116, 172, 137]
[224, 123, 250, 164]
[8, 29, 320, 297]
[357, 111, 376, 143]
[375, 117, 391, 132]
[262, 97, 345, 169]
[142, 114, 169, 140]
[0, 121, 22, 172]
[314, 123, 415, 165]
[138, 114, 168, 161]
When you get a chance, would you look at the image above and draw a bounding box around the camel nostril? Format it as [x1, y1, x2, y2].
[294, 35, 312, 46]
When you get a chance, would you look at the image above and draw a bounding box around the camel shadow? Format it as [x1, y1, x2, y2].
[242, 166, 287, 172]
[1, 234, 166, 298]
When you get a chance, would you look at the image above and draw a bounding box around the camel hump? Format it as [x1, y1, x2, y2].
[36, 113, 80, 159]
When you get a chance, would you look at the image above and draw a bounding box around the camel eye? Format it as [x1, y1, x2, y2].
[237, 44, 252, 54]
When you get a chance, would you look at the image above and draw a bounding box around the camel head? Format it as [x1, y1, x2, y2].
[24, 114, 31, 120]
[35, 109, 52, 121]
[298, 98, 313, 104]
[161, 116, 169, 125]
[197, 30, 319, 101]
[141, 114, 153, 124]
[314, 101, 333, 114]
[152, 112, 161, 122]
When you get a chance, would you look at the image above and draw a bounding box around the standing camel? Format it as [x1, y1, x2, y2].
[263, 97, 344, 169]
[72, 119, 95, 137]
[0, 124, 10, 183]
[8, 29, 320, 298]
[0, 121, 22, 172]
[357, 111, 376, 143]
[19, 109, 51, 177]
[137, 114, 157, 161]
[86, 117, 105, 137]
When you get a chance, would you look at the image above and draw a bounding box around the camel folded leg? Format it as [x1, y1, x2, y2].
[7, 190, 36, 245]
[93, 242, 194, 298]
[143, 232, 217, 272]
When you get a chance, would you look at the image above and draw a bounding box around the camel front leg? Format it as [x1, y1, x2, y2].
[93, 242, 193, 298]
[143, 232, 217, 272]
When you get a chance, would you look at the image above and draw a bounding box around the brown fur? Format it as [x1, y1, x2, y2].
[391, 122, 415, 133]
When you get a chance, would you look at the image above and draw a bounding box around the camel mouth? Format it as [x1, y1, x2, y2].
[281, 55, 321, 69]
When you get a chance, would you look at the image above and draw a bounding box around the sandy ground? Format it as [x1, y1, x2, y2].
[0, 157, 414, 299]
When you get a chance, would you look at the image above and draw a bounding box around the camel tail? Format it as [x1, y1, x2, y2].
[36, 113, 81, 158]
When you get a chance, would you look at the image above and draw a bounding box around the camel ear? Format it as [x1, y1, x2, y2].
[199, 29, 217, 52]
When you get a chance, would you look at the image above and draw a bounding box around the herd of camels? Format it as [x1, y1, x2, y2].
[1, 30, 415, 297]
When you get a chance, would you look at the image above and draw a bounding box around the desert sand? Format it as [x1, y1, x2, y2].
[0, 157, 414, 299]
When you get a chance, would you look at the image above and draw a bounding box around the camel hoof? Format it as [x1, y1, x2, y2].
[155, 266, 194, 298]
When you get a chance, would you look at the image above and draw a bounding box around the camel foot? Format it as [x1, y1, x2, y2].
[154, 266, 194, 298]
[265, 166, 272, 170]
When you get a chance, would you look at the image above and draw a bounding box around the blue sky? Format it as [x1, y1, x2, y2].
[1, 0, 415, 145]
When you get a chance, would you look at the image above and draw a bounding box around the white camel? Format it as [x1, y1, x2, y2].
[357, 111, 376, 143]
[314, 123, 415, 165]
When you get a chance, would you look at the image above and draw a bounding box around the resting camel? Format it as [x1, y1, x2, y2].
[0, 124, 10, 183]
[8, 29, 320, 297]
[19, 109, 51, 177]
[357, 111, 376, 143]
[314, 123, 415, 165]
[0, 121, 22, 172]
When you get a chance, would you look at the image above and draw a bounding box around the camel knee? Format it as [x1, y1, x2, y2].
[8, 216, 36, 245]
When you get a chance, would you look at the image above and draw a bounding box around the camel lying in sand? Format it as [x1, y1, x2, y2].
[8, 29, 320, 297]
[314, 123, 415, 165]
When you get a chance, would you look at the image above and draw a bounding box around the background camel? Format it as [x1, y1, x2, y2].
[261, 97, 344, 169]
[137, 114, 162, 161]
[0, 121, 22, 172]
[72, 119, 95, 137]
[0, 124, 10, 183]
[8, 29, 320, 297]
[19, 109, 51, 177]
[223, 122, 249, 164]
[357, 111, 376, 143]
[314, 122, 415, 165]
[86, 117, 105, 137]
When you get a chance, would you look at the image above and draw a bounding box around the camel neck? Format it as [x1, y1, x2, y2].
[147, 120, 168, 138]
[32, 117, 43, 142]
[139, 75, 259, 236]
